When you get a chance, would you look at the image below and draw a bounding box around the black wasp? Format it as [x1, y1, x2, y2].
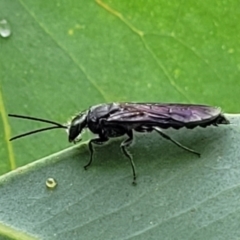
[9, 103, 229, 184]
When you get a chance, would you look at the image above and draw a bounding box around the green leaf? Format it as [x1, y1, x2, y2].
[0, 115, 239, 239]
[0, 1, 239, 174]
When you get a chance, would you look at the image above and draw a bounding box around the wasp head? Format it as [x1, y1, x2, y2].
[68, 112, 88, 143]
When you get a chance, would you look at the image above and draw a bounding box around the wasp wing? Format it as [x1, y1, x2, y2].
[106, 103, 228, 129]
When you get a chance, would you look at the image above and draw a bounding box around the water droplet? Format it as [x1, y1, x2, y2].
[46, 177, 58, 189]
[0, 19, 11, 38]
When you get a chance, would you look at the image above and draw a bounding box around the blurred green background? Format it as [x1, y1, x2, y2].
[0, 0, 239, 175]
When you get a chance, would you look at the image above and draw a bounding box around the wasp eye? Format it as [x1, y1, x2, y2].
[68, 113, 87, 142]
[68, 124, 79, 142]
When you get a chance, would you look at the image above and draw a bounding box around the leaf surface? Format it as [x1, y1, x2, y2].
[0, 115, 239, 239]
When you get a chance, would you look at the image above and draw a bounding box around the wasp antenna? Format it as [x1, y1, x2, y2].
[9, 125, 67, 141]
[8, 114, 65, 127]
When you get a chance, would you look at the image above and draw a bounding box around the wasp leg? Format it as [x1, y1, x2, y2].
[120, 131, 137, 185]
[153, 127, 201, 157]
[85, 136, 109, 170]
